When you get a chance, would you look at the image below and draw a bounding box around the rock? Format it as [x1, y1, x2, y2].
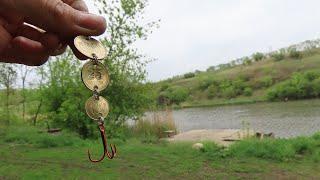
[192, 143, 204, 150]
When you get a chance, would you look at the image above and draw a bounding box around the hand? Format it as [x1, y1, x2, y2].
[0, 0, 106, 66]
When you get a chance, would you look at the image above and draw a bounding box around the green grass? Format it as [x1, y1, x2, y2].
[1, 125, 320, 179]
[155, 48, 320, 108]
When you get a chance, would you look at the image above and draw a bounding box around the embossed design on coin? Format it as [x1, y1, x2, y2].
[81, 61, 109, 92]
[85, 96, 109, 120]
[74, 36, 108, 59]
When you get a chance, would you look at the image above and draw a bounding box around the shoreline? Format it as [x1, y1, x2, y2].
[168, 97, 320, 110]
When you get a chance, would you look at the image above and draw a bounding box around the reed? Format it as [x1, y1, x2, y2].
[132, 108, 177, 139]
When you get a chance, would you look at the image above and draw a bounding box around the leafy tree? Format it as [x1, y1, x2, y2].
[35, 0, 158, 138]
[96, 0, 158, 133]
[0, 63, 17, 124]
[18, 65, 32, 121]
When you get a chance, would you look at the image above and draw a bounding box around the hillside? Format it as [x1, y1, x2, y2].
[154, 40, 320, 108]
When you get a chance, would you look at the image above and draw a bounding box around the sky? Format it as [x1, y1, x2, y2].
[87, 0, 320, 81]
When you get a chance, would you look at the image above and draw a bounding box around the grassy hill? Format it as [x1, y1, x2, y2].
[154, 41, 320, 108]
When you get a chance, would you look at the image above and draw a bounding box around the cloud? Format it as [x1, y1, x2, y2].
[85, 0, 320, 81]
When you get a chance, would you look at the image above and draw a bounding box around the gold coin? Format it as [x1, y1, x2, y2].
[85, 96, 110, 121]
[74, 36, 108, 60]
[81, 61, 109, 92]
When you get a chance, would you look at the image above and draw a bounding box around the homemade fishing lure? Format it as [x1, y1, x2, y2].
[74, 36, 116, 163]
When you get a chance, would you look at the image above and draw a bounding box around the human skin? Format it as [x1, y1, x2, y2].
[0, 0, 106, 65]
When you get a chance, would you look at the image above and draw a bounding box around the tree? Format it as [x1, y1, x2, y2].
[0, 63, 17, 125]
[19, 65, 32, 121]
[33, 66, 45, 126]
[92, 0, 159, 137]
[31, 0, 158, 138]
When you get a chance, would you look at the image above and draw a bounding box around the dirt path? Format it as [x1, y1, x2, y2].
[168, 129, 255, 146]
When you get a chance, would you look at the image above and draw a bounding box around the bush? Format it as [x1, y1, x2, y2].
[184, 72, 195, 79]
[252, 52, 264, 62]
[243, 87, 253, 96]
[271, 51, 285, 61]
[221, 86, 237, 98]
[266, 71, 320, 101]
[207, 84, 219, 98]
[243, 57, 252, 65]
[160, 84, 169, 91]
[162, 87, 189, 105]
[198, 78, 215, 90]
[288, 48, 301, 59]
[257, 76, 273, 88]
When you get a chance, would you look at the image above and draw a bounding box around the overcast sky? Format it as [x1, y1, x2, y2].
[86, 0, 320, 81]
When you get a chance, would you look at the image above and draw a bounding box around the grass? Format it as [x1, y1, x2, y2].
[155, 48, 320, 108]
[1, 124, 320, 179]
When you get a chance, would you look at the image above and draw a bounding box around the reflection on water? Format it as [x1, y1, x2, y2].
[171, 99, 320, 138]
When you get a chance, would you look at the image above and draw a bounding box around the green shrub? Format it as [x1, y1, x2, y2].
[271, 51, 285, 61]
[252, 52, 264, 62]
[288, 48, 301, 59]
[198, 78, 214, 90]
[160, 84, 169, 91]
[221, 86, 237, 98]
[266, 71, 320, 101]
[183, 72, 196, 79]
[257, 76, 273, 88]
[207, 84, 219, 98]
[162, 87, 189, 105]
[243, 57, 252, 65]
[243, 87, 253, 96]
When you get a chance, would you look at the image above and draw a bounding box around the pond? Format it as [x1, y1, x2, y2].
[171, 99, 320, 138]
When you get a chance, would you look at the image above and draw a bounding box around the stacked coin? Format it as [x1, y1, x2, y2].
[74, 36, 110, 125]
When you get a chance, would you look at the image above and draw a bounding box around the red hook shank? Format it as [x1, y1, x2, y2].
[88, 123, 117, 163]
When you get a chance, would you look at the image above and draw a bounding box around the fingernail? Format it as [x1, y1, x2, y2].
[77, 13, 106, 34]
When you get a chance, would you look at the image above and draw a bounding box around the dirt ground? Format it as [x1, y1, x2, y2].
[168, 129, 255, 146]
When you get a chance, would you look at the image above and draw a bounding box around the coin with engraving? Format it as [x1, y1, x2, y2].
[74, 36, 108, 60]
[85, 96, 110, 120]
[81, 60, 109, 92]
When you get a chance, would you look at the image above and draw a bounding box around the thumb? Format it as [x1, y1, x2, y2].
[13, 0, 106, 37]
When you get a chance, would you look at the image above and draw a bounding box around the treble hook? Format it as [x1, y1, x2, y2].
[88, 120, 117, 163]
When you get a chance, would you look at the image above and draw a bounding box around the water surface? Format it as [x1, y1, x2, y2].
[171, 99, 320, 138]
